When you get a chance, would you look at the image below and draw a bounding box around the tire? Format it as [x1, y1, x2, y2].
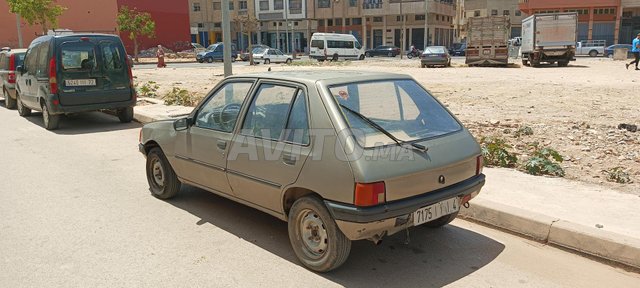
[407, 54, 413, 59]
[358, 54, 365, 60]
[447, 60, 451, 67]
[288, 196, 351, 272]
[232, 57, 236, 63]
[332, 54, 339, 61]
[286, 58, 292, 64]
[421, 63, 426, 68]
[41, 102, 60, 130]
[264, 58, 271, 64]
[588, 50, 598, 57]
[206, 57, 213, 63]
[146, 147, 181, 199]
[197, 59, 204, 63]
[422, 211, 459, 228]
[365, 52, 371, 57]
[117, 107, 134, 123]
[607, 54, 613, 59]
[522, 59, 529, 66]
[387, 52, 393, 57]
[558, 61, 569, 67]
[4, 89, 16, 109]
[16, 93, 31, 117]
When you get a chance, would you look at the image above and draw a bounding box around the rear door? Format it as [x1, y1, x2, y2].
[58, 38, 131, 106]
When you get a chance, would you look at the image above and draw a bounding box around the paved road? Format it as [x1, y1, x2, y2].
[0, 104, 638, 287]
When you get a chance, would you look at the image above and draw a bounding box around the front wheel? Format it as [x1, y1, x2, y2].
[16, 93, 31, 117]
[288, 196, 351, 272]
[407, 54, 413, 59]
[522, 59, 529, 66]
[558, 61, 569, 67]
[358, 54, 365, 60]
[206, 57, 213, 63]
[264, 58, 270, 64]
[117, 107, 134, 123]
[146, 148, 181, 199]
[285, 58, 292, 64]
[387, 52, 394, 57]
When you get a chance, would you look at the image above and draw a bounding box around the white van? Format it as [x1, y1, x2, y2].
[309, 33, 365, 61]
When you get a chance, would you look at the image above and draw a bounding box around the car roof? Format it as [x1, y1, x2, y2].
[228, 70, 412, 85]
[0, 48, 27, 54]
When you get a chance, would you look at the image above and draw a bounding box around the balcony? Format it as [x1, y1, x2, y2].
[363, 0, 455, 16]
[519, 0, 620, 13]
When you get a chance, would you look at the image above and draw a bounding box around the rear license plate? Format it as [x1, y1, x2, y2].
[413, 197, 459, 226]
[65, 79, 96, 87]
[483, 50, 491, 55]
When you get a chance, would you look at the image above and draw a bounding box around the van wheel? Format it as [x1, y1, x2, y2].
[16, 93, 31, 117]
[332, 54, 339, 61]
[41, 102, 60, 130]
[359, 54, 365, 60]
[4, 89, 16, 109]
[146, 147, 181, 199]
[288, 196, 351, 272]
[117, 107, 134, 123]
[423, 211, 459, 228]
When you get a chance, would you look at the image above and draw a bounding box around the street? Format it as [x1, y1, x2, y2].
[1, 105, 638, 287]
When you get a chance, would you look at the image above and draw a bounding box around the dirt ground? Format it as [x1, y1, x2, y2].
[133, 57, 640, 195]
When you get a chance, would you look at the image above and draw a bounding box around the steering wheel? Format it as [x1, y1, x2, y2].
[218, 103, 242, 130]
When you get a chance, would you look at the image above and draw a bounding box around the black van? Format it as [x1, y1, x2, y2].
[16, 34, 135, 130]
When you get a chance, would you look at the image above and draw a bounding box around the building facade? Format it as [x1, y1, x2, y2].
[1, 0, 190, 53]
[518, 0, 622, 45]
[621, 0, 640, 44]
[461, 0, 524, 40]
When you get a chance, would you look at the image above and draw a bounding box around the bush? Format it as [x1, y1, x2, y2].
[137, 81, 160, 97]
[163, 87, 202, 106]
[605, 167, 631, 184]
[480, 137, 518, 168]
[514, 126, 534, 137]
[523, 143, 565, 177]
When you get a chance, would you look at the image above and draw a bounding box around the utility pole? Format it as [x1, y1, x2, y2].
[16, 14, 23, 48]
[222, 0, 232, 77]
[423, 0, 429, 48]
[400, 0, 405, 59]
[285, 0, 290, 53]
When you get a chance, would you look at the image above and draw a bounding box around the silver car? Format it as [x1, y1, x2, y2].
[138, 71, 485, 272]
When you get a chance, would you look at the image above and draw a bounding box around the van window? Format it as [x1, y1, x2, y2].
[25, 48, 38, 75]
[36, 43, 50, 78]
[61, 43, 97, 71]
[100, 41, 124, 71]
[311, 40, 325, 49]
[328, 40, 354, 49]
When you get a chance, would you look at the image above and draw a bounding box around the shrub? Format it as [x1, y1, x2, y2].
[137, 81, 160, 97]
[605, 167, 631, 184]
[480, 137, 518, 168]
[163, 87, 202, 106]
[523, 143, 565, 177]
[514, 126, 534, 137]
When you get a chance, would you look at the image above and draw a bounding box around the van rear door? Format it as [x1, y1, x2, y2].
[58, 39, 132, 106]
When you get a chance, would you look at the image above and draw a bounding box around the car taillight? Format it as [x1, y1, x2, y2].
[476, 155, 483, 175]
[126, 57, 134, 87]
[354, 182, 386, 207]
[8, 72, 16, 83]
[49, 57, 57, 94]
[8, 54, 16, 83]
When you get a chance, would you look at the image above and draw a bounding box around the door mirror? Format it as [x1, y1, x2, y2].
[174, 117, 192, 131]
[16, 65, 24, 74]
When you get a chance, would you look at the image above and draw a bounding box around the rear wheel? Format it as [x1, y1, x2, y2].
[264, 58, 271, 64]
[146, 147, 181, 199]
[421, 63, 426, 68]
[286, 58, 292, 64]
[332, 54, 339, 61]
[387, 52, 393, 57]
[117, 107, 134, 123]
[4, 89, 16, 109]
[522, 59, 529, 66]
[288, 196, 351, 272]
[558, 61, 569, 67]
[16, 93, 31, 117]
[41, 102, 60, 130]
[588, 50, 598, 57]
[422, 211, 459, 228]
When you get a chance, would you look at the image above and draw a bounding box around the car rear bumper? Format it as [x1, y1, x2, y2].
[46, 94, 136, 115]
[421, 59, 449, 65]
[325, 174, 485, 240]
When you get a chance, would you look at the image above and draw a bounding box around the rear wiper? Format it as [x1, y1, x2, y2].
[339, 104, 428, 152]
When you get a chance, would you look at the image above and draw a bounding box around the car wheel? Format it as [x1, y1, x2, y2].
[197, 59, 204, 63]
[607, 54, 613, 59]
[4, 89, 16, 109]
[358, 54, 365, 60]
[286, 58, 292, 64]
[421, 63, 426, 68]
[146, 147, 181, 199]
[16, 93, 31, 117]
[588, 50, 598, 57]
[365, 52, 371, 57]
[117, 107, 134, 123]
[522, 59, 529, 66]
[422, 211, 459, 228]
[558, 61, 569, 67]
[264, 58, 271, 64]
[332, 54, 339, 61]
[206, 57, 213, 63]
[288, 196, 351, 272]
[387, 52, 393, 57]
[41, 102, 60, 130]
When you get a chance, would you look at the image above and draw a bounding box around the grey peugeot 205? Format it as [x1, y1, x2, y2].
[138, 71, 485, 272]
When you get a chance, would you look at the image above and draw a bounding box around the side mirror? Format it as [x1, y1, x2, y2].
[16, 65, 23, 74]
[173, 117, 192, 131]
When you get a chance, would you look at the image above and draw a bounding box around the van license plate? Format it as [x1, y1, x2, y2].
[65, 79, 96, 86]
[413, 197, 459, 226]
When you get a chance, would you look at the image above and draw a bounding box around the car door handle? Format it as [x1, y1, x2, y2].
[216, 140, 227, 150]
[282, 152, 297, 165]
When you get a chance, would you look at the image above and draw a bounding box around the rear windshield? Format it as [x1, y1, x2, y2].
[99, 41, 124, 71]
[329, 80, 461, 148]
[425, 47, 446, 54]
[311, 40, 324, 49]
[61, 43, 97, 71]
[14, 53, 25, 67]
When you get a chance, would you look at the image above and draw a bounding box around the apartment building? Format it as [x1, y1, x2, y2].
[189, 0, 254, 48]
[460, 0, 524, 40]
[621, 0, 640, 44]
[518, 0, 621, 45]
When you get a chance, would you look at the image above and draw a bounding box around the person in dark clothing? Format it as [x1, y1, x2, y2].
[626, 33, 640, 71]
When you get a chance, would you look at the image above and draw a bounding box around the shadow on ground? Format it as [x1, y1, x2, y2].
[167, 185, 506, 288]
[23, 111, 140, 134]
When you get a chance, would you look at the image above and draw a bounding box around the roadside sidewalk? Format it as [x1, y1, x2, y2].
[132, 101, 640, 269]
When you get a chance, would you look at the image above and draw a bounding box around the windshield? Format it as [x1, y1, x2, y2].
[192, 43, 204, 49]
[206, 45, 219, 51]
[329, 80, 461, 148]
[425, 47, 446, 54]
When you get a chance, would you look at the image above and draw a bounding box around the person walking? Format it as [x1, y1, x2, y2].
[156, 45, 167, 68]
[626, 33, 640, 71]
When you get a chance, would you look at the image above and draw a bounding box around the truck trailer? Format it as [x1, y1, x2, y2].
[521, 13, 578, 67]
[466, 16, 511, 66]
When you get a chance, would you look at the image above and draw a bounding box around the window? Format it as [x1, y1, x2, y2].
[193, 2, 201, 11]
[214, 22, 221, 28]
[515, 10, 521, 16]
[197, 23, 204, 28]
[25, 47, 38, 75]
[349, 0, 357, 7]
[289, 0, 302, 13]
[623, 11, 632, 17]
[213, 1, 221, 10]
[436, 15, 440, 21]
[274, 0, 283, 10]
[195, 82, 253, 132]
[36, 43, 51, 78]
[318, 0, 330, 8]
[352, 18, 362, 25]
[503, 10, 510, 16]
[260, 0, 269, 10]
[100, 41, 124, 71]
[318, 19, 325, 26]
[229, 1, 234, 10]
[242, 84, 299, 141]
[345, 18, 350, 26]
[335, 18, 342, 26]
[60, 43, 95, 73]
[415, 14, 425, 21]
[328, 40, 354, 49]
[239, 0, 247, 10]
[474, 10, 480, 17]
[328, 19, 334, 26]
[311, 40, 325, 49]
[373, 17, 383, 22]
[363, 0, 383, 9]
[284, 91, 310, 145]
[491, 9, 498, 16]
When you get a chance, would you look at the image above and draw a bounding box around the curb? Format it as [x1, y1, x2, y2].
[459, 199, 640, 269]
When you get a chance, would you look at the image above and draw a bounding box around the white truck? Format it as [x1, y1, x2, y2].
[521, 12, 578, 67]
[466, 16, 511, 66]
[575, 40, 606, 57]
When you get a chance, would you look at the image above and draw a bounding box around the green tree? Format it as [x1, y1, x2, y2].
[116, 6, 156, 62]
[235, 14, 259, 65]
[6, 0, 67, 33]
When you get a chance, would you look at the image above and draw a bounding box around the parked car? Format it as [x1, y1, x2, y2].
[138, 71, 485, 272]
[604, 44, 634, 58]
[421, 46, 451, 68]
[240, 44, 270, 61]
[253, 48, 293, 64]
[449, 43, 466, 56]
[196, 42, 238, 63]
[0, 48, 27, 109]
[576, 40, 606, 57]
[15, 34, 136, 130]
[364, 45, 400, 57]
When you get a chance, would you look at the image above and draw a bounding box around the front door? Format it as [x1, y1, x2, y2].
[173, 81, 255, 195]
[227, 82, 311, 213]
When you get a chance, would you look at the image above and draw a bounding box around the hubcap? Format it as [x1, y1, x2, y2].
[299, 209, 328, 258]
[151, 158, 164, 188]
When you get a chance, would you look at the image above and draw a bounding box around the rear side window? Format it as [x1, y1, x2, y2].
[0, 54, 6, 70]
[61, 43, 97, 71]
[327, 40, 354, 49]
[100, 41, 124, 71]
[36, 43, 50, 78]
[311, 40, 324, 49]
[14, 53, 25, 68]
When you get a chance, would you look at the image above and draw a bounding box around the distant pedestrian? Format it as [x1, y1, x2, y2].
[156, 45, 167, 68]
[626, 33, 640, 71]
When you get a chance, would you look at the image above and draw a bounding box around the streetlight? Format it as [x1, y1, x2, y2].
[285, 0, 290, 54]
